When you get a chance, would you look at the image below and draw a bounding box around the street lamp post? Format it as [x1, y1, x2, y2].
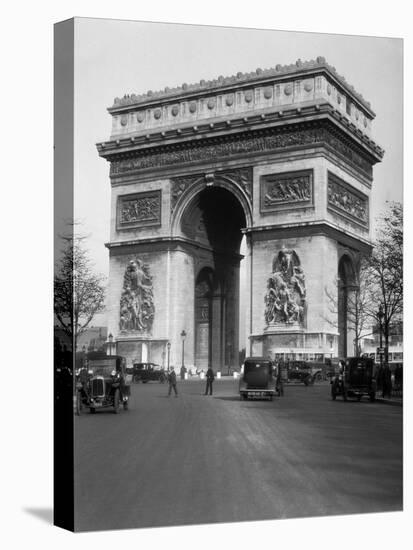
[377, 305, 384, 369]
[107, 333, 115, 356]
[167, 341, 171, 372]
[180, 330, 187, 370]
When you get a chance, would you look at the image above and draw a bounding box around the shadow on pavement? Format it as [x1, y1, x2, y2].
[213, 396, 244, 401]
[24, 507, 53, 524]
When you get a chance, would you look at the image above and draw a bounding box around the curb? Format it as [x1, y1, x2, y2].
[375, 398, 403, 407]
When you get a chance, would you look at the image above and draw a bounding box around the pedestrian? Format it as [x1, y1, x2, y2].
[275, 365, 284, 397]
[167, 366, 178, 397]
[382, 364, 392, 398]
[204, 366, 215, 395]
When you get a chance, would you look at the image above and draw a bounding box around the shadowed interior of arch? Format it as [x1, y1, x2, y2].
[181, 187, 247, 371]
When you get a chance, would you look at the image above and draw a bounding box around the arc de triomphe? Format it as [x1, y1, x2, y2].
[97, 57, 383, 369]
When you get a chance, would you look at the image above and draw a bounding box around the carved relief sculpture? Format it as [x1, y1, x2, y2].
[119, 259, 155, 333]
[327, 172, 368, 226]
[117, 191, 161, 229]
[261, 170, 313, 212]
[264, 247, 306, 326]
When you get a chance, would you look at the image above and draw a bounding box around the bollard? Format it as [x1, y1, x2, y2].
[184, 373, 189, 380]
[233, 372, 239, 379]
[217, 372, 221, 380]
[200, 372, 205, 379]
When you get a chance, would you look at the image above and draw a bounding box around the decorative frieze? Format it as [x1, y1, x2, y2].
[327, 172, 368, 226]
[260, 169, 313, 213]
[117, 190, 161, 230]
[109, 124, 373, 179]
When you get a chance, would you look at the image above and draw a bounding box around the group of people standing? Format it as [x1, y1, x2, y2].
[166, 366, 215, 397]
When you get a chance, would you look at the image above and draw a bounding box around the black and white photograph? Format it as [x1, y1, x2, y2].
[53, 16, 404, 532]
[2, 3, 411, 548]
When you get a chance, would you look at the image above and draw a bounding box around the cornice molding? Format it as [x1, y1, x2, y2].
[105, 235, 244, 261]
[244, 220, 372, 254]
[97, 104, 383, 160]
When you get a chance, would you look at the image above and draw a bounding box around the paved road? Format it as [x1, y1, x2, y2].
[74, 378, 402, 532]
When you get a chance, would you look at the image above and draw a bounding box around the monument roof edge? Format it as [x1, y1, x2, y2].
[109, 57, 374, 117]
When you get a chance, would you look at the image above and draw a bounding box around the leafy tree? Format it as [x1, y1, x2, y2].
[54, 234, 106, 352]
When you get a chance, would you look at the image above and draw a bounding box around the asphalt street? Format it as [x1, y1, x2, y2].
[74, 378, 402, 532]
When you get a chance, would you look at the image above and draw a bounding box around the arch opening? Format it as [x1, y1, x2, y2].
[181, 186, 247, 371]
[338, 254, 358, 357]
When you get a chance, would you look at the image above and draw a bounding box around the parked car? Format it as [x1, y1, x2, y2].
[331, 357, 376, 402]
[132, 362, 166, 383]
[239, 357, 277, 400]
[86, 354, 131, 413]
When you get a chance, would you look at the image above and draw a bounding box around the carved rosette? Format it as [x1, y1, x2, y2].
[260, 169, 313, 212]
[264, 247, 307, 326]
[117, 190, 161, 229]
[327, 172, 368, 226]
[119, 259, 155, 333]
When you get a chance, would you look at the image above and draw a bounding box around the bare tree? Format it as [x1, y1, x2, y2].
[325, 257, 373, 356]
[366, 202, 403, 363]
[54, 234, 106, 351]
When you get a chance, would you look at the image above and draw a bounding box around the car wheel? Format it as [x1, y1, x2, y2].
[113, 389, 120, 413]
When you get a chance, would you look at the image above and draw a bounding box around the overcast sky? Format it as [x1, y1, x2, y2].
[72, 18, 403, 325]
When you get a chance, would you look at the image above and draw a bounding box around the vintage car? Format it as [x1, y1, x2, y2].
[239, 357, 277, 400]
[86, 354, 132, 413]
[282, 361, 317, 385]
[331, 357, 376, 402]
[131, 362, 166, 383]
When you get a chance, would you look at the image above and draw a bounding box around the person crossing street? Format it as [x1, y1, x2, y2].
[204, 366, 215, 395]
[167, 366, 178, 397]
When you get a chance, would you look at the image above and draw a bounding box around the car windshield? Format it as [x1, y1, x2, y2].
[89, 359, 118, 376]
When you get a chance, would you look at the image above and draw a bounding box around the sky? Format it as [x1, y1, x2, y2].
[73, 18, 403, 325]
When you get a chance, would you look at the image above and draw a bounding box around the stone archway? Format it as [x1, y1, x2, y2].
[338, 254, 358, 357]
[180, 185, 247, 371]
